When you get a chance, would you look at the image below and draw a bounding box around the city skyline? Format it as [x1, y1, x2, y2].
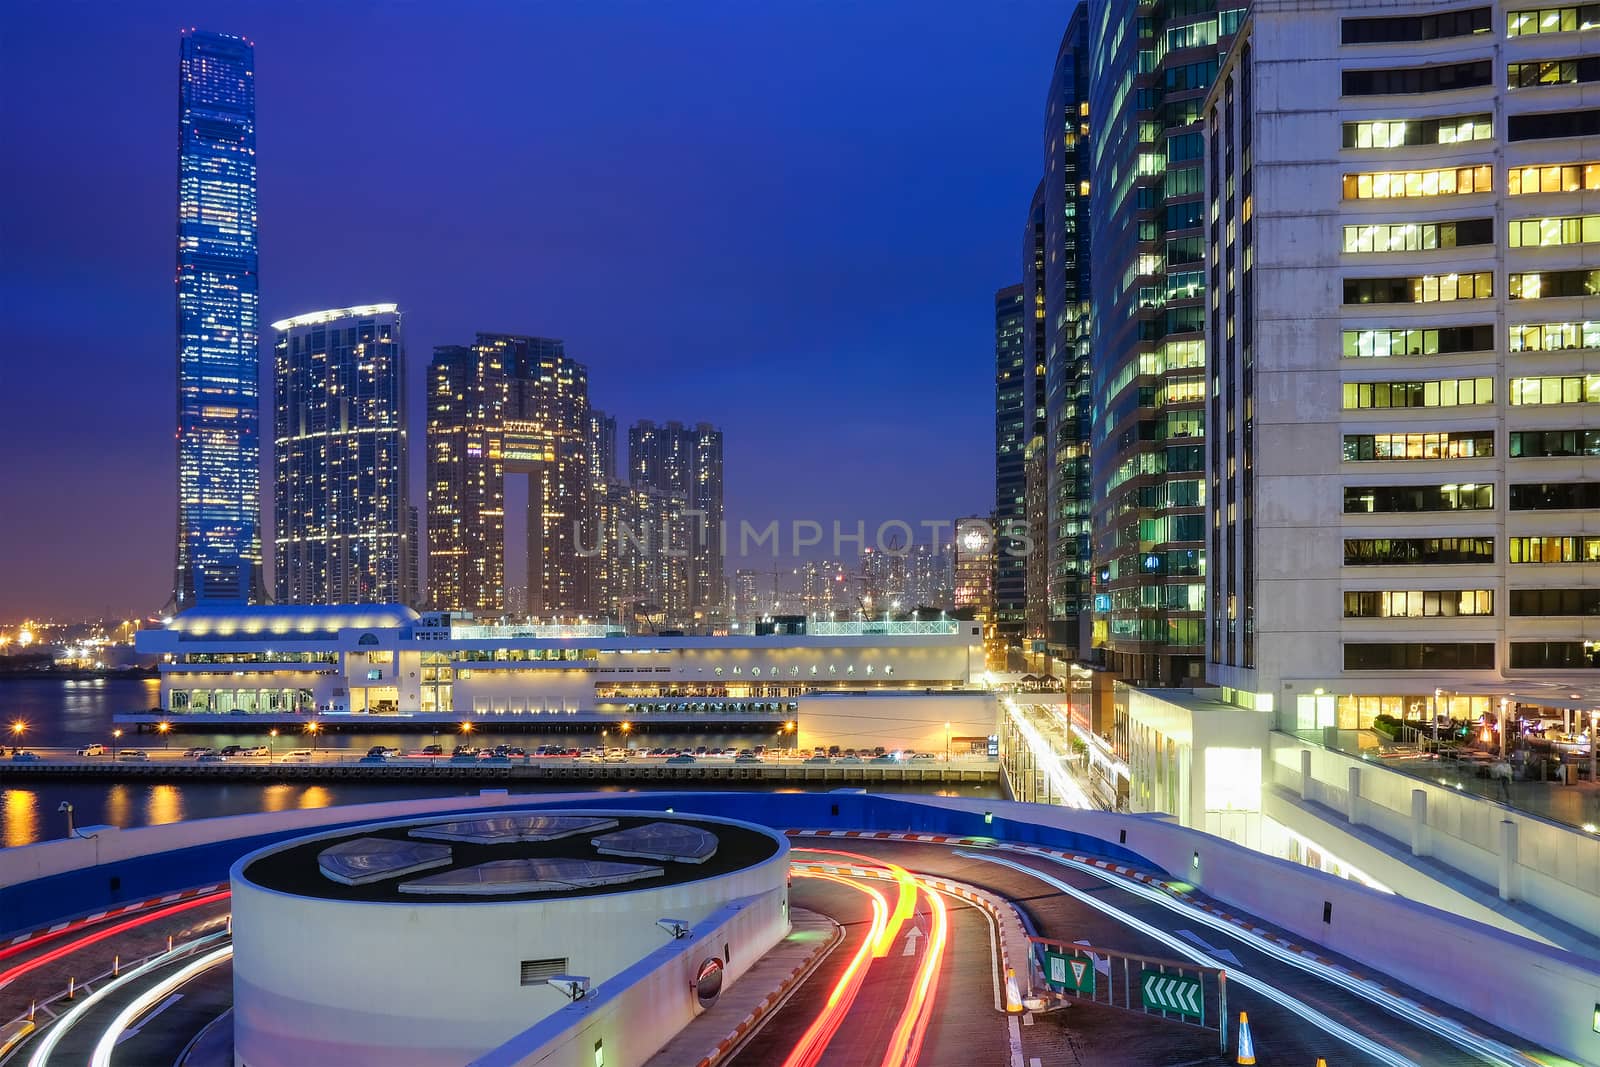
[0, 3, 1065, 620]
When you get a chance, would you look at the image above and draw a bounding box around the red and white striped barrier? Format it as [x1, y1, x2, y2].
[2, 882, 228, 949]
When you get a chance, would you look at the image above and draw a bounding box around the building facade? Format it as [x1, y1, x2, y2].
[1087, 2, 1239, 685]
[627, 421, 725, 618]
[273, 305, 413, 606]
[426, 335, 594, 618]
[597, 480, 690, 629]
[995, 280, 1030, 653]
[1206, 0, 1600, 729]
[174, 30, 263, 608]
[1043, 7, 1095, 660]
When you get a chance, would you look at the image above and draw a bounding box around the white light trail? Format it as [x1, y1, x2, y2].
[1002, 698, 1094, 809]
[89, 944, 232, 1067]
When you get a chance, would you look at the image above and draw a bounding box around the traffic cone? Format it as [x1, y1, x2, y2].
[1316, 1059, 1327, 1067]
[1236, 1011, 1256, 1065]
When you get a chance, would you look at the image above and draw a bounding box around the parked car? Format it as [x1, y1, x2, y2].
[870, 754, 898, 764]
[908, 752, 936, 762]
[241, 745, 270, 756]
[804, 755, 833, 765]
[183, 746, 215, 758]
[837, 755, 864, 765]
[75, 744, 107, 757]
[358, 754, 389, 764]
[11, 751, 39, 762]
[604, 751, 629, 763]
[421, 744, 444, 756]
[282, 750, 314, 763]
[735, 754, 763, 764]
[196, 753, 227, 763]
[117, 749, 150, 761]
[219, 745, 244, 757]
[453, 745, 480, 757]
[665, 754, 697, 764]
[478, 755, 512, 766]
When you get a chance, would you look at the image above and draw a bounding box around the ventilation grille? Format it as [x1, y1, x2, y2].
[521, 958, 569, 986]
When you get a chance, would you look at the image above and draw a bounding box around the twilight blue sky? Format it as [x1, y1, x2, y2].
[0, 0, 1070, 619]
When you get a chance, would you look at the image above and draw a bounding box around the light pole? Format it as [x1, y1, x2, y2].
[945, 721, 952, 763]
[9, 720, 26, 753]
[306, 721, 320, 753]
[58, 801, 74, 838]
[157, 721, 171, 751]
[269, 728, 278, 763]
[1432, 688, 1443, 751]
[112, 728, 123, 762]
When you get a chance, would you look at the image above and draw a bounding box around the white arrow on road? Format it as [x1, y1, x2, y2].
[902, 925, 923, 956]
[1175, 929, 1242, 968]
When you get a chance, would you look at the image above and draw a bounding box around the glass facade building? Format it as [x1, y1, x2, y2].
[994, 280, 1029, 653]
[1087, 1, 1238, 685]
[174, 30, 262, 607]
[273, 304, 414, 606]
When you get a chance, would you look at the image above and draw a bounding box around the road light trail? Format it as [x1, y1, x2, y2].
[958, 850, 1422, 1067]
[88, 944, 232, 1067]
[780, 871, 890, 1067]
[878, 880, 949, 1067]
[26, 932, 227, 1067]
[1002, 846, 1546, 1067]
[0, 892, 229, 991]
[795, 848, 918, 958]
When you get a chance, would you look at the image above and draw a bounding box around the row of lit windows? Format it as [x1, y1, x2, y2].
[1341, 115, 1492, 149]
[1344, 483, 1492, 512]
[1344, 590, 1493, 618]
[1342, 325, 1493, 359]
[1344, 273, 1493, 305]
[1342, 378, 1494, 409]
[1509, 375, 1600, 405]
[1510, 535, 1600, 563]
[1343, 432, 1495, 461]
[1342, 165, 1492, 200]
[1507, 6, 1600, 36]
[1342, 219, 1491, 253]
[1508, 162, 1600, 194]
[1508, 58, 1600, 90]
[1344, 537, 1495, 565]
[1509, 270, 1600, 299]
[1509, 321, 1600, 351]
[1508, 214, 1600, 247]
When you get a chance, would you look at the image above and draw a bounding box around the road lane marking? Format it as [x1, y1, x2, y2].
[1006, 1015, 1023, 1067]
[901, 925, 923, 956]
[1176, 929, 1241, 968]
[115, 992, 182, 1043]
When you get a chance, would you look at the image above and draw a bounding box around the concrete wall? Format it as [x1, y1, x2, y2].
[797, 691, 996, 753]
[471, 896, 781, 1067]
[230, 811, 788, 1067]
[1268, 732, 1600, 942]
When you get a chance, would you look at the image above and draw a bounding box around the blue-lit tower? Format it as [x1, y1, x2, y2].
[174, 30, 262, 608]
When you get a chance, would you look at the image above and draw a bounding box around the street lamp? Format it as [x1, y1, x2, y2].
[9, 720, 26, 752]
[112, 728, 123, 761]
[945, 721, 952, 763]
[269, 728, 278, 763]
[305, 720, 320, 752]
[157, 721, 171, 750]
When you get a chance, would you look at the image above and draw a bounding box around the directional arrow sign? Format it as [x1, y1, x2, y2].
[1042, 949, 1095, 995]
[902, 926, 923, 957]
[1139, 970, 1202, 1020]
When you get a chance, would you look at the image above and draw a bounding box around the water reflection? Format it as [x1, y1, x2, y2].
[260, 784, 294, 814]
[145, 784, 184, 826]
[3, 790, 39, 847]
[297, 786, 332, 810]
[105, 783, 131, 827]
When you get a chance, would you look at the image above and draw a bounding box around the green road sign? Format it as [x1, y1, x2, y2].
[1140, 970, 1202, 1020]
[1042, 949, 1095, 995]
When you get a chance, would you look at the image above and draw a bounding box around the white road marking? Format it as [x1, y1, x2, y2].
[1022, 1011, 1034, 1026]
[901, 925, 923, 956]
[1176, 928, 1242, 968]
[116, 992, 183, 1043]
[1007, 1015, 1024, 1067]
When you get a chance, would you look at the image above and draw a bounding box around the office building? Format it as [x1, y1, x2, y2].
[1042, 7, 1094, 659]
[273, 304, 413, 606]
[628, 421, 725, 617]
[426, 335, 594, 617]
[1206, 0, 1600, 729]
[174, 30, 263, 607]
[953, 518, 995, 612]
[1087, 2, 1238, 685]
[996, 280, 1029, 652]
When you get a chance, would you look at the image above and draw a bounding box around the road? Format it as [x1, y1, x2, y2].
[779, 838, 1561, 1067]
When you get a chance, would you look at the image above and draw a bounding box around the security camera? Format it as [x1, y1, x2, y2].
[656, 918, 691, 940]
[57, 801, 73, 813]
[547, 975, 590, 1002]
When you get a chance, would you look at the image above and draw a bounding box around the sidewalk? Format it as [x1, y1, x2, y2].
[646, 909, 839, 1067]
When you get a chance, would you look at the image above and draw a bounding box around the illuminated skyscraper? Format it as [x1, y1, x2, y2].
[994, 282, 1029, 648]
[628, 421, 725, 616]
[174, 30, 262, 607]
[426, 335, 595, 616]
[272, 305, 413, 606]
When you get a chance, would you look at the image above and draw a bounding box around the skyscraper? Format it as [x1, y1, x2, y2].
[1088, 2, 1236, 685]
[994, 282, 1029, 650]
[1207, 0, 1600, 730]
[174, 30, 261, 608]
[628, 421, 725, 617]
[426, 335, 594, 617]
[272, 304, 412, 606]
[1042, 7, 1094, 660]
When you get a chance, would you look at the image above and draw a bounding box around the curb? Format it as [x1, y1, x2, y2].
[691, 917, 843, 1067]
[2, 882, 228, 950]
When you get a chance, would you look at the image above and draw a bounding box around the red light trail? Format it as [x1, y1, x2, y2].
[0, 890, 229, 991]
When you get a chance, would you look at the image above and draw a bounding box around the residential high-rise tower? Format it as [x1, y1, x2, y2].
[628, 420, 725, 617]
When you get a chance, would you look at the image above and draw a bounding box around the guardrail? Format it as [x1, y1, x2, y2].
[1029, 935, 1226, 1054]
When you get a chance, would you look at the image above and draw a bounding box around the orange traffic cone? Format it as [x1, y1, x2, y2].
[1316, 1059, 1327, 1067]
[1236, 1011, 1256, 1065]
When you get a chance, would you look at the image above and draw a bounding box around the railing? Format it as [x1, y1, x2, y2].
[805, 620, 963, 636]
[1029, 936, 1227, 1055]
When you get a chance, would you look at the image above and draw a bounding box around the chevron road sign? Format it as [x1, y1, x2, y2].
[1140, 970, 1202, 1020]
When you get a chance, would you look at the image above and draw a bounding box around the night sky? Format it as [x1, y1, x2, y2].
[0, 1, 1069, 620]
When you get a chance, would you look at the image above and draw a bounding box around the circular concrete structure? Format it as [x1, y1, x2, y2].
[230, 808, 789, 1067]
